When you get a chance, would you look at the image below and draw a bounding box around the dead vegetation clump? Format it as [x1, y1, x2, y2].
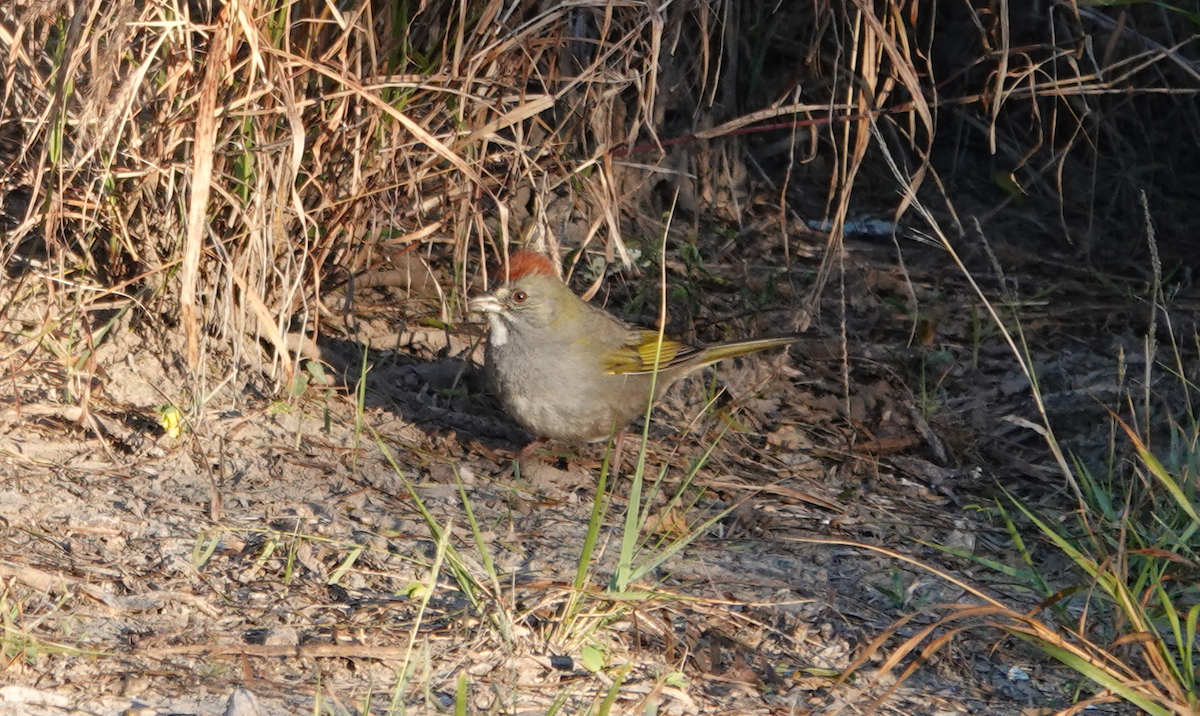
[2, 1, 1197, 386]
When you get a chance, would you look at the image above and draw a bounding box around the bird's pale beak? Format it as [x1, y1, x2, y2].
[468, 294, 503, 314]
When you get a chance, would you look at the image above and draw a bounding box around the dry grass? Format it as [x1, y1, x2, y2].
[3, 0, 1196, 383]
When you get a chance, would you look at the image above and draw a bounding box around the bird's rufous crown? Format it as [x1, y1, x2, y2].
[505, 250, 558, 282]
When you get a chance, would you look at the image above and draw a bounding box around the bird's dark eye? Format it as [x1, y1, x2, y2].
[512, 290, 528, 303]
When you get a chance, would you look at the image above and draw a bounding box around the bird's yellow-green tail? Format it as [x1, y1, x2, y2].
[686, 335, 800, 369]
[605, 332, 801, 376]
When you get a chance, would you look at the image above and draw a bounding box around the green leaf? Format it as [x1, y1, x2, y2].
[581, 644, 606, 672]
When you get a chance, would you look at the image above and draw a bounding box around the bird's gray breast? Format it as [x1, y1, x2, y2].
[485, 332, 628, 441]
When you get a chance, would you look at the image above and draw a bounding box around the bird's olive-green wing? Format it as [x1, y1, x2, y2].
[602, 330, 703, 375]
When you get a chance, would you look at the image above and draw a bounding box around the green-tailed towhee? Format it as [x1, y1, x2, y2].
[469, 250, 800, 442]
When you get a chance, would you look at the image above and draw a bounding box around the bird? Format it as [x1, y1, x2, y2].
[469, 250, 800, 443]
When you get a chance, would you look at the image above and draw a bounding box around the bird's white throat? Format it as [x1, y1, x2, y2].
[487, 315, 509, 347]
